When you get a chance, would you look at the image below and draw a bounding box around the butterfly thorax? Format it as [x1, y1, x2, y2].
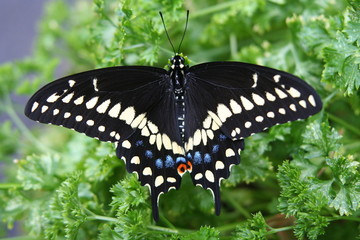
[169, 55, 188, 142]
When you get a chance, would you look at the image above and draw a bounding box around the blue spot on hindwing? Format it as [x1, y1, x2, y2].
[194, 151, 202, 165]
[155, 159, 163, 169]
[204, 153, 211, 163]
[135, 140, 144, 146]
[145, 150, 153, 159]
[176, 156, 186, 164]
[187, 153, 192, 160]
[165, 155, 174, 168]
[212, 145, 219, 153]
[219, 134, 227, 141]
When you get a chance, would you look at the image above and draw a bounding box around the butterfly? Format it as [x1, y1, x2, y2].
[24, 11, 322, 221]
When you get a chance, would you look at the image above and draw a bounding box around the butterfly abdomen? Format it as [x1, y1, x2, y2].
[175, 92, 185, 141]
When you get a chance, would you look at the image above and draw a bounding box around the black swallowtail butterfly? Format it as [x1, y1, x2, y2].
[25, 11, 322, 221]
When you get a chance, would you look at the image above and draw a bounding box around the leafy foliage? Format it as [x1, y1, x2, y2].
[1, 0, 360, 239]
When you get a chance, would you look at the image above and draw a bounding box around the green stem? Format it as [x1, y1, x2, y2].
[87, 215, 118, 222]
[147, 225, 180, 234]
[329, 216, 360, 222]
[327, 112, 360, 137]
[2, 95, 54, 154]
[267, 226, 294, 235]
[222, 191, 252, 219]
[216, 222, 240, 232]
[191, 0, 244, 18]
[0, 183, 22, 189]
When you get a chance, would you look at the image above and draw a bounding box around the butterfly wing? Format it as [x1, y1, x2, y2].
[186, 62, 322, 140]
[25, 66, 184, 221]
[25, 66, 169, 142]
[184, 61, 322, 213]
[115, 89, 185, 221]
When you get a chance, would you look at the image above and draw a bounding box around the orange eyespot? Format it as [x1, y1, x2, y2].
[177, 161, 193, 175]
[177, 163, 187, 175]
[186, 161, 192, 172]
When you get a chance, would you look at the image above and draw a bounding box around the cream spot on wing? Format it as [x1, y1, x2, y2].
[86, 96, 99, 109]
[308, 95, 316, 107]
[266, 92, 276, 102]
[252, 73, 258, 88]
[149, 135, 156, 145]
[86, 120, 94, 126]
[68, 80, 76, 87]
[279, 108, 286, 114]
[245, 121, 252, 128]
[31, 102, 39, 112]
[74, 96, 84, 105]
[53, 109, 60, 115]
[203, 116, 212, 128]
[64, 112, 71, 118]
[131, 113, 146, 128]
[208, 111, 223, 127]
[217, 104, 232, 122]
[93, 78, 99, 91]
[275, 88, 287, 99]
[108, 103, 121, 118]
[96, 99, 111, 113]
[47, 93, 60, 103]
[252, 93, 265, 106]
[240, 96, 254, 110]
[41, 105, 49, 113]
[167, 177, 176, 183]
[230, 99, 242, 114]
[141, 126, 150, 137]
[193, 129, 202, 146]
[98, 125, 105, 132]
[267, 111, 275, 118]
[131, 156, 140, 164]
[194, 173, 203, 180]
[156, 133, 162, 151]
[215, 161, 225, 170]
[287, 87, 301, 98]
[155, 176, 164, 187]
[255, 116, 264, 122]
[75, 115, 83, 122]
[147, 121, 159, 134]
[143, 167, 152, 176]
[119, 106, 135, 124]
[122, 140, 131, 149]
[299, 100, 307, 108]
[62, 92, 74, 103]
[273, 74, 280, 82]
[205, 170, 215, 183]
[225, 148, 235, 157]
[162, 134, 172, 150]
[207, 129, 214, 139]
[289, 104, 297, 111]
[138, 117, 147, 129]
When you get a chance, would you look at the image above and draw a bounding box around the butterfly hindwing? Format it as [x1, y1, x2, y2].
[115, 90, 184, 221]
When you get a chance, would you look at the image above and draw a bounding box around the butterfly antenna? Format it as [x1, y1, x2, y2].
[177, 10, 189, 53]
[159, 11, 176, 55]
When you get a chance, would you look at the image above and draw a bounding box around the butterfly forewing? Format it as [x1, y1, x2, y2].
[186, 62, 322, 140]
[25, 66, 168, 142]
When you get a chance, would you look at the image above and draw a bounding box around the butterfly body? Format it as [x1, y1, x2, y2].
[25, 53, 322, 221]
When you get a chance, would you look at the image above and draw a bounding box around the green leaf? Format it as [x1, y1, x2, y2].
[233, 212, 268, 240]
